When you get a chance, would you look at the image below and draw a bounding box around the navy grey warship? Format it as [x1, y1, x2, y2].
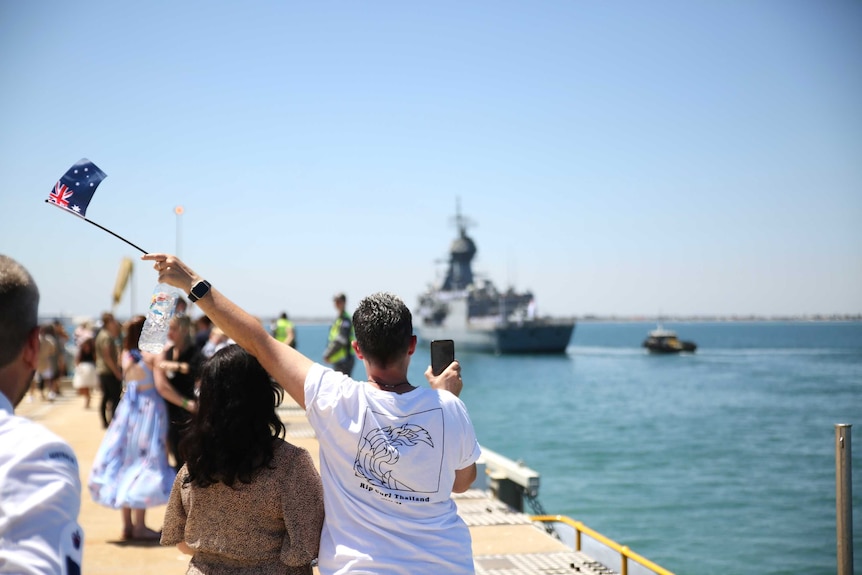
[417, 208, 575, 354]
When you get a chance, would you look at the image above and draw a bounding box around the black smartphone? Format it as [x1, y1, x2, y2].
[430, 339, 455, 376]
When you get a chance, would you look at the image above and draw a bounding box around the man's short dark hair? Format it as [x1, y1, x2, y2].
[353, 292, 412, 368]
[0, 255, 40, 367]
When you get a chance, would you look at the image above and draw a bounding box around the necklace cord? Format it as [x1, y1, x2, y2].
[376, 381, 410, 389]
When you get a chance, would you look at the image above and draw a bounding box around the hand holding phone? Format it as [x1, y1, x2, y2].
[430, 339, 455, 376]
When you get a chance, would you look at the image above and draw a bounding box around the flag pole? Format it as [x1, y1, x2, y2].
[45, 200, 148, 254]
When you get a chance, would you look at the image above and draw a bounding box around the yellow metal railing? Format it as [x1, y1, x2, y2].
[531, 515, 676, 575]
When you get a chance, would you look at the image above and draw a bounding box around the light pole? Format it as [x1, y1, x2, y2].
[175, 205, 184, 257]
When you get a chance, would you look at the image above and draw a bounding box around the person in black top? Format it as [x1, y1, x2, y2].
[193, 315, 212, 352]
[159, 315, 202, 470]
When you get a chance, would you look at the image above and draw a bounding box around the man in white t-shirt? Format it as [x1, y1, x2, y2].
[0, 255, 84, 575]
[145, 253, 480, 575]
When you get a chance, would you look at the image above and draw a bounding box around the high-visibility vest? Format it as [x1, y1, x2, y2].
[274, 318, 293, 343]
[327, 313, 355, 364]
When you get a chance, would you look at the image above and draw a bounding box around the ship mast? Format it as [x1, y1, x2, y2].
[442, 199, 477, 291]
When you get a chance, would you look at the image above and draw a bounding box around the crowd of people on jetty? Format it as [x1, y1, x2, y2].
[0, 252, 479, 575]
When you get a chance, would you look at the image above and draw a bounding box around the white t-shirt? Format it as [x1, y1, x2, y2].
[305, 363, 481, 575]
[0, 394, 84, 574]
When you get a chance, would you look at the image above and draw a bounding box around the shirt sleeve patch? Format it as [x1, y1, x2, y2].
[59, 521, 84, 575]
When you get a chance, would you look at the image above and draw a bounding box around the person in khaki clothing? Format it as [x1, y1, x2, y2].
[33, 324, 57, 401]
[95, 312, 122, 428]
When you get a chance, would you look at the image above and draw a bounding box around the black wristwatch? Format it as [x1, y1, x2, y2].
[188, 279, 211, 303]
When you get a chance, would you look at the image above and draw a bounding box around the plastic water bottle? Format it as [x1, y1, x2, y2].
[139, 282, 180, 353]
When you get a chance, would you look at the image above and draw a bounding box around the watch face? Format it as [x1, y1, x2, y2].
[191, 280, 210, 300]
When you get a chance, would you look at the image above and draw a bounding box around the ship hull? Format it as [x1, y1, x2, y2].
[643, 339, 697, 353]
[495, 322, 575, 353]
[418, 321, 575, 354]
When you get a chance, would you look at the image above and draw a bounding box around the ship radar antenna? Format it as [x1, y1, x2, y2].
[450, 197, 476, 237]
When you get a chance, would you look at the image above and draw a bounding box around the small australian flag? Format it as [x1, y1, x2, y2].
[47, 159, 107, 217]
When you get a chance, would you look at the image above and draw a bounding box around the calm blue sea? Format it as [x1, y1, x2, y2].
[295, 320, 862, 575]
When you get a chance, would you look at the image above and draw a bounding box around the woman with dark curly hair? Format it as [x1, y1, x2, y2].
[160, 344, 324, 575]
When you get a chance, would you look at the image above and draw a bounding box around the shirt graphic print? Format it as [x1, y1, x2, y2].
[354, 407, 444, 493]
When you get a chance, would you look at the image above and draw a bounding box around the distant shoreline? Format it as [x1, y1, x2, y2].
[40, 313, 862, 326]
[572, 314, 862, 323]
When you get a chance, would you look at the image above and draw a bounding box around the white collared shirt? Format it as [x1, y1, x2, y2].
[0, 394, 84, 574]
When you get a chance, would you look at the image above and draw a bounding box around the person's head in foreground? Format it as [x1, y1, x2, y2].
[352, 292, 415, 369]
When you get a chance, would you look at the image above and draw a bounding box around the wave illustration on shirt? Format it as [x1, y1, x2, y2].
[354, 423, 434, 491]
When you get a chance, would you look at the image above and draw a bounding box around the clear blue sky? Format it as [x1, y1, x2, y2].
[2, 1, 860, 320]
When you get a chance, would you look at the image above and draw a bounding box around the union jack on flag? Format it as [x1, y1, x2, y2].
[47, 159, 107, 217]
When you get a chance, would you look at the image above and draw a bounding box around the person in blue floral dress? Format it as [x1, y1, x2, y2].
[88, 315, 179, 541]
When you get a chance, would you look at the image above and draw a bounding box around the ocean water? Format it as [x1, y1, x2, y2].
[295, 320, 862, 575]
